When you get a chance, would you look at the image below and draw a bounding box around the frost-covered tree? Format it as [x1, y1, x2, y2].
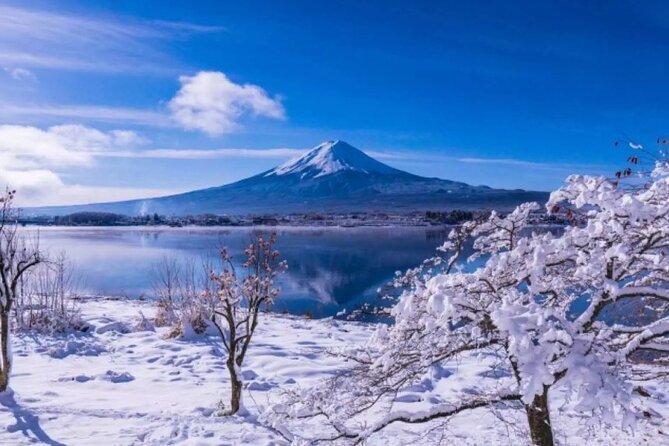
[151, 256, 214, 337]
[279, 159, 669, 445]
[208, 232, 286, 415]
[15, 252, 83, 333]
[0, 190, 41, 392]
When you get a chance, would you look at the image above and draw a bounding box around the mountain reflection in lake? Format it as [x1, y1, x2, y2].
[26, 226, 456, 317]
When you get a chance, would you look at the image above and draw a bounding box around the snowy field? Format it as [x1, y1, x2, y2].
[1, 298, 667, 445]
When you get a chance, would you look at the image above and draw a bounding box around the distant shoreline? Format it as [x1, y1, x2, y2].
[18, 209, 569, 228]
[19, 223, 567, 232]
[21, 224, 452, 231]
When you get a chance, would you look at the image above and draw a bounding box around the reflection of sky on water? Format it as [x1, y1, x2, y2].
[23, 226, 454, 317]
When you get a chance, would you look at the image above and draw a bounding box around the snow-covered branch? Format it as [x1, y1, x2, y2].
[282, 157, 669, 445]
[334, 393, 523, 444]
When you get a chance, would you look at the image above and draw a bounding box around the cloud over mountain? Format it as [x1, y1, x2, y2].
[169, 71, 286, 136]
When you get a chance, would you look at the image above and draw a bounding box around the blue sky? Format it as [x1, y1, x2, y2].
[1, 0, 668, 205]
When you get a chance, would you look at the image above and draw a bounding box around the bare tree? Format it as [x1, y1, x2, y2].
[208, 232, 286, 415]
[15, 252, 83, 333]
[152, 256, 183, 328]
[0, 189, 41, 392]
[152, 255, 217, 337]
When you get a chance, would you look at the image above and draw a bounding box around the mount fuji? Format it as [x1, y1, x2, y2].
[28, 141, 549, 216]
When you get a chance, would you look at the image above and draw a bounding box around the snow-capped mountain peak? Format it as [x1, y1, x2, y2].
[265, 140, 398, 179]
[27, 139, 550, 216]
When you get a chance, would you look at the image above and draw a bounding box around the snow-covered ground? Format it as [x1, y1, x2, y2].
[1, 298, 667, 445]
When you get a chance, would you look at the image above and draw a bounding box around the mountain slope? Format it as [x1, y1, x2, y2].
[27, 140, 549, 216]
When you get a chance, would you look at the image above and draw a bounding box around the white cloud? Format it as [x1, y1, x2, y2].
[0, 124, 147, 205]
[0, 125, 91, 168]
[98, 147, 303, 160]
[0, 168, 63, 197]
[0, 72, 284, 133]
[0, 124, 145, 167]
[169, 71, 286, 136]
[0, 5, 222, 75]
[0, 51, 177, 75]
[456, 157, 550, 168]
[364, 150, 413, 161]
[454, 156, 602, 172]
[3, 67, 35, 81]
[0, 103, 169, 126]
[48, 125, 148, 152]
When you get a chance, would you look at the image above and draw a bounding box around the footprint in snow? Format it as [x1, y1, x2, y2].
[479, 368, 512, 379]
[95, 321, 131, 335]
[48, 340, 107, 359]
[247, 381, 274, 391]
[402, 378, 433, 393]
[102, 370, 135, 383]
[394, 394, 423, 403]
[57, 375, 94, 383]
[193, 407, 215, 417]
[241, 370, 258, 380]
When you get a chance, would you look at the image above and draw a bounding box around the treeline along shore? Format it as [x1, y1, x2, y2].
[18, 209, 570, 227]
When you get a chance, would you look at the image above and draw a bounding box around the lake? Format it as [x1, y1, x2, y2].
[25, 226, 454, 318]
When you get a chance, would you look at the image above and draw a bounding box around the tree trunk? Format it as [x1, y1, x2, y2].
[0, 310, 10, 392]
[526, 385, 554, 446]
[226, 357, 242, 415]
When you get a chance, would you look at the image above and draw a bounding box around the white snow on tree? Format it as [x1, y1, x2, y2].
[273, 159, 669, 445]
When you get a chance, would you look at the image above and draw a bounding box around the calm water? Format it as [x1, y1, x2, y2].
[25, 226, 453, 317]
